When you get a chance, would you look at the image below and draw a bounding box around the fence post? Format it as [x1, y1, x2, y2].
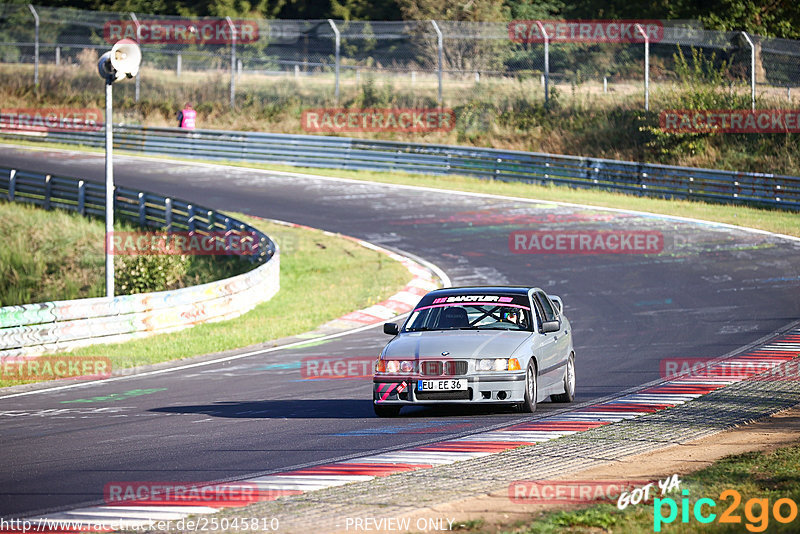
[8, 169, 16, 201]
[55, 47, 60, 66]
[226, 16, 236, 109]
[138, 192, 146, 226]
[27, 4, 39, 88]
[176, 54, 181, 77]
[130, 13, 142, 101]
[635, 24, 649, 111]
[78, 180, 85, 215]
[43, 174, 52, 210]
[534, 21, 549, 105]
[164, 198, 173, 232]
[430, 20, 443, 107]
[741, 31, 756, 111]
[327, 19, 340, 105]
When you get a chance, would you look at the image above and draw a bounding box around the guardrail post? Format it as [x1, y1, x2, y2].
[165, 198, 172, 232]
[327, 19, 340, 105]
[635, 24, 649, 111]
[226, 17, 236, 109]
[27, 4, 39, 88]
[534, 21, 549, 105]
[431, 20, 443, 107]
[8, 170, 16, 201]
[43, 174, 52, 210]
[130, 13, 142, 102]
[187, 204, 196, 232]
[77, 180, 85, 215]
[138, 192, 146, 226]
[741, 31, 756, 111]
[207, 209, 215, 232]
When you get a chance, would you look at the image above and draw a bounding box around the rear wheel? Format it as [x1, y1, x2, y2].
[520, 361, 538, 413]
[551, 354, 575, 403]
[374, 404, 401, 417]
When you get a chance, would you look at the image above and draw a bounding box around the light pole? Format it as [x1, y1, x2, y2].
[97, 38, 141, 297]
[634, 24, 649, 111]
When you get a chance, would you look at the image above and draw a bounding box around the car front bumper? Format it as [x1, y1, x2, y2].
[373, 373, 526, 405]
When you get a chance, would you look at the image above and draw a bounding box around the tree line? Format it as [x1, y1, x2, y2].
[10, 0, 800, 39]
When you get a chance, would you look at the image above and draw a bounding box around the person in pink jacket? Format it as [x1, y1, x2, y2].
[177, 103, 196, 130]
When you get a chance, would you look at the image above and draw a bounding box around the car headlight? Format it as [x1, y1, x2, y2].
[477, 359, 494, 371]
[376, 360, 414, 374]
[476, 358, 521, 371]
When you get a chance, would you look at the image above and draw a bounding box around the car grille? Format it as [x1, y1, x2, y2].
[415, 388, 471, 401]
[420, 360, 467, 376]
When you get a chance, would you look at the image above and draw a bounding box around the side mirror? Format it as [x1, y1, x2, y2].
[542, 320, 560, 333]
[383, 323, 399, 336]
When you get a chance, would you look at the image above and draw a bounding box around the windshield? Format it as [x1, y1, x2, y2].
[404, 300, 532, 332]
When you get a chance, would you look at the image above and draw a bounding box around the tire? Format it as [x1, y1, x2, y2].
[520, 361, 538, 413]
[551, 354, 575, 403]
[374, 404, 401, 417]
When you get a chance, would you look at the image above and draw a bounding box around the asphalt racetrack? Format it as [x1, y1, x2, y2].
[1, 145, 799, 518]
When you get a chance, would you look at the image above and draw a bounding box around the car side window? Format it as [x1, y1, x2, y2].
[535, 292, 558, 323]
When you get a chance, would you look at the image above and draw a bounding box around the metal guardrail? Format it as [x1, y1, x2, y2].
[1, 125, 798, 210]
[0, 166, 279, 358]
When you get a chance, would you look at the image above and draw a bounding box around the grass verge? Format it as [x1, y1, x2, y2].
[455, 442, 800, 533]
[0, 214, 412, 388]
[4, 61, 800, 175]
[0, 200, 249, 306]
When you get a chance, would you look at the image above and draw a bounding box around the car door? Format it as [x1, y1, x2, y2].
[529, 292, 560, 391]
[533, 291, 567, 388]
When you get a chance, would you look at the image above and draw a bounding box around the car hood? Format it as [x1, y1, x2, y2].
[382, 330, 531, 360]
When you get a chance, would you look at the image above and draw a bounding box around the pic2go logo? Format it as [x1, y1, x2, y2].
[654, 489, 799, 532]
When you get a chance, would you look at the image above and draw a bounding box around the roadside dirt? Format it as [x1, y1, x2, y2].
[373, 403, 800, 533]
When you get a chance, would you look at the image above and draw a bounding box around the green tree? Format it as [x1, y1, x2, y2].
[397, 0, 508, 21]
[331, 0, 400, 21]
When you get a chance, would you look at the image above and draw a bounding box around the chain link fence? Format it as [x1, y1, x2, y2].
[1, 3, 800, 110]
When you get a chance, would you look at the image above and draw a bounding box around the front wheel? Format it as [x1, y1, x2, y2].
[551, 354, 575, 403]
[519, 361, 538, 413]
[374, 404, 401, 417]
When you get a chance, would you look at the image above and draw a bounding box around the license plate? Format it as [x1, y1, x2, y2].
[417, 379, 467, 391]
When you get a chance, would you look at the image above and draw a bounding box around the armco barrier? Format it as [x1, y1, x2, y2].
[1, 123, 798, 210]
[0, 166, 279, 359]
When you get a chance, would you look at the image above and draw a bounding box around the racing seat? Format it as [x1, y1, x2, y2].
[437, 307, 469, 329]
